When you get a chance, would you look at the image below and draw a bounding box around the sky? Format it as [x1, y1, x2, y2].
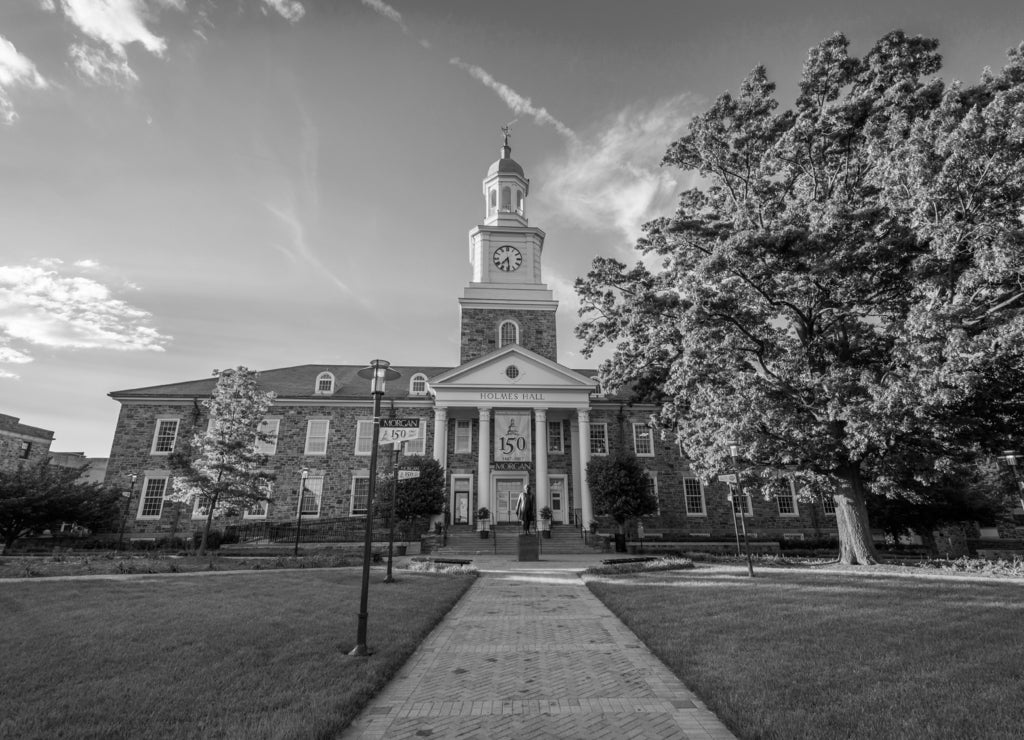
[1, 0, 1022, 457]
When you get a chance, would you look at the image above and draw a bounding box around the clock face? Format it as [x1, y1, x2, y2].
[493, 245, 523, 272]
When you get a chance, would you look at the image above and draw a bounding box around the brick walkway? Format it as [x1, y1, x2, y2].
[341, 558, 735, 739]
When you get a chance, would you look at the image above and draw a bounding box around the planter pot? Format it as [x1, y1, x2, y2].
[479, 529, 490, 539]
[395, 544, 408, 556]
[542, 530, 551, 539]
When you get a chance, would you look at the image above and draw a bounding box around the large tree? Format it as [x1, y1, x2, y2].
[575, 32, 1024, 564]
[168, 367, 276, 555]
[587, 452, 660, 533]
[0, 460, 119, 552]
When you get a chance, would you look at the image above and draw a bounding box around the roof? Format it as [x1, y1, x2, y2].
[487, 157, 525, 177]
[108, 364, 454, 401]
[0, 413, 54, 440]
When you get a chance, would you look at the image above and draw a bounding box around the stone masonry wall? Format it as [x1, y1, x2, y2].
[460, 308, 557, 363]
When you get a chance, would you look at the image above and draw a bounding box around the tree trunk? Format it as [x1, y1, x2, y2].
[199, 496, 217, 557]
[834, 466, 878, 565]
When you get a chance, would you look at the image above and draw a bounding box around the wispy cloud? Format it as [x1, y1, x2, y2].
[69, 41, 137, 86]
[359, 0, 431, 46]
[0, 35, 48, 124]
[262, 0, 305, 23]
[265, 203, 350, 295]
[450, 58, 577, 143]
[0, 261, 171, 379]
[538, 93, 700, 244]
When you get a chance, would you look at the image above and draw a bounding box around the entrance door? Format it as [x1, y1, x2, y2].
[452, 476, 472, 524]
[549, 476, 566, 524]
[495, 478, 523, 523]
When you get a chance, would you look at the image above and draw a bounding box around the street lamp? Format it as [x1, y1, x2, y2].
[1000, 450, 1024, 512]
[116, 473, 138, 552]
[350, 359, 400, 657]
[726, 441, 754, 577]
[294, 468, 309, 556]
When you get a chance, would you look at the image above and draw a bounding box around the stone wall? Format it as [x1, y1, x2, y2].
[460, 308, 557, 363]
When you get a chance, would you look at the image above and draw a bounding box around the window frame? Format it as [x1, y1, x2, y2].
[151, 418, 180, 455]
[254, 418, 280, 456]
[355, 419, 374, 456]
[730, 488, 754, 517]
[589, 423, 608, 456]
[350, 473, 370, 516]
[137, 476, 168, 520]
[632, 422, 654, 457]
[822, 494, 837, 516]
[408, 373, 428, 396]
[402, 419, 427, 456]
[454, 419, 472, 454]
[298, 473, 324, 517]
[683, 477, 706, 517]
[646, 471, 660, 515]
[304, 419, 330, 456]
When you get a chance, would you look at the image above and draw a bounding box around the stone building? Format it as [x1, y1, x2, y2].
[104, 136, 838, 543]
[0, 413, 54, 471]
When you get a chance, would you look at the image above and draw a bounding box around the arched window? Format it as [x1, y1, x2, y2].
[315, 372, 334, 395]
[516, 190, 524, 213]
[501, 186, 511, 211]
[489, 189, 497, 212]
[409, 373, 428, 396]
[498, 320, 519, 347]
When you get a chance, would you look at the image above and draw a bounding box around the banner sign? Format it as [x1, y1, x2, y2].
[379, 419, 422, 446]
[398, 470, 420, 480]
[494, 411, 531, 463]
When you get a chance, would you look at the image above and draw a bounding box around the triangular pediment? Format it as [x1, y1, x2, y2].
[429, 345, 596, 409]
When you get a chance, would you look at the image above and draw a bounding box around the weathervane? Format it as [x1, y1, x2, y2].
[501, 121, 514, 147]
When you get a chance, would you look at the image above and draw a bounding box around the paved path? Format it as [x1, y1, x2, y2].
[342, 557, 735, 739]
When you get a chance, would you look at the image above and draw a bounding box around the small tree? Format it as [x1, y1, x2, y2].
[587, 453, 659, 534]
[375, 456, 445, 543]
[0, 460, 119, 552]
[168, 367, 276, 555]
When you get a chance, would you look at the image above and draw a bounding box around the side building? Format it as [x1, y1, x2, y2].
[0, 413, 54, 471]
[104, 136, 839, 544]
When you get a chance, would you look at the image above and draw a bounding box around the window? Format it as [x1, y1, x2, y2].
[454, 420, 472, 454]
[315, 372, 334, 395]
[304, 419, 329, 455]
[589, 423, 608, 455]
[489, 188, 496, 210]
[684, 478, 706, 516]
[777, 480, 799, 517]
[409, 374, 428, 396]
[822, 494, 837, 516]
[255, 418, 280, 455]
[191, 497, 211, 519]
[547, 420, 563, 454]
[299, 474, 324, 516]
[245, 492, 270, 519]
[632, 423, 654, 457]
[355, 420, 374, 455]
[499, 320, 519, 347]
[351, 474, 369, 516]
[501, 186, 511, 211]
[646, 471, 660, 514]
[516, 189, 523, 213]
[137, 477, 167, 519]
[731, 489, 753, 516]
[19, 440, 31, 459]
[151, 419, 179, 455]
[402, 419, 427, 455]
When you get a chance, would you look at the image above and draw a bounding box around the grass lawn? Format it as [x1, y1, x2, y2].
[586, 565, 1024, 740]
[0, 568, 475, 739]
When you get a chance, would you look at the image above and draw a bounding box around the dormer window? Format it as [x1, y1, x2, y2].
[315, 372, 335, 395]
[498, 320, 519, 347]
[409, 373, 428, 396]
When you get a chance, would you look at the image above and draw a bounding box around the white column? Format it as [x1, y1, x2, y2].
[432, 406, 448, 467]
[477, 407, 491, 520]
[577, 409, 593, 527]
[534, 408, 549, 527]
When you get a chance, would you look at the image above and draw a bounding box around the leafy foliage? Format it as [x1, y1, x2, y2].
[587, 452, 659, 529]
[374, 456, 445, 542]
[0, 460, 119, 550]
[576, 31, 1024, 564]
[168, 367, 276, 555]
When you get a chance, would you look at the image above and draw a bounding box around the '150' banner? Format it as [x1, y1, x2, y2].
[494, 411, 531, 463]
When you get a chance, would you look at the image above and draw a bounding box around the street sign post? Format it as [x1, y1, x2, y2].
[398, 469, 420, 480]
[717, 473, 737, 484]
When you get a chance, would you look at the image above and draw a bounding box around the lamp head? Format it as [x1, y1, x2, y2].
[726, 440, 739, 458]
[300, 467, 309, 480]
[357, 359, 401, 394]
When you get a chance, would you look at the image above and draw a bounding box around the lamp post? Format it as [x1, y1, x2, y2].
[351, 359, 400, 657]
[294, 468, 308, 556]
[727, 441, 754, 577]
[384, 443, 400, 584]
[1000, 450, 1024, 512]
[116, 473, 138, 552]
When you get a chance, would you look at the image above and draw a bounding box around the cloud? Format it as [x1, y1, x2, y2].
[262, 0, 305, 23]
[69, 42, 138, 86]
[538, 93, 701, 243]
[0, 35, 48, 124]
[265, 203, 351, 295]
[450, 58, 577, 143]
[0, 264, 171, 373]
[74, 259, 100, 269]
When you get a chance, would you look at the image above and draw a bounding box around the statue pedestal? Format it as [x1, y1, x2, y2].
[518, 534, 539, 562]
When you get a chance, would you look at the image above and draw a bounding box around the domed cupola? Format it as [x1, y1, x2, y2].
[483, 125, 529, 227]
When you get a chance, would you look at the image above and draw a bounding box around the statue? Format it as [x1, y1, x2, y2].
[515, 483, 535, 534]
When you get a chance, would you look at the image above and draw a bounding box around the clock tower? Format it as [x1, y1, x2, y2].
[459, 130, 558, 363]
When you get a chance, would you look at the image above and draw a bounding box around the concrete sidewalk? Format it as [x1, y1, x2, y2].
[341, 556, 735, 739]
